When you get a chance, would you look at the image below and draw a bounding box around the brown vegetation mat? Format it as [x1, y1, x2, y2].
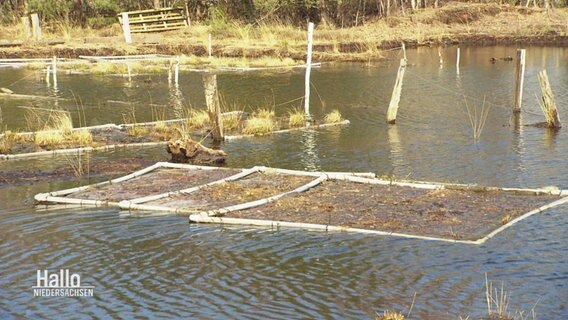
[0, 157, 157, 188]
[145, 173, 314, 212]
[69, 167, 239, 202]
[226, 180, 559, 240]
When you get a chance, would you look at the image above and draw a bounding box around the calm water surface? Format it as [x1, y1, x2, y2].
[1, 46, 567, 319]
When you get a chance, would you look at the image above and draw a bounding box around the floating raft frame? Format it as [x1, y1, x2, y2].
[35, 162, 568, 245]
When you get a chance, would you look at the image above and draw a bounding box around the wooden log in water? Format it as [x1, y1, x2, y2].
[386, 58, 407, 124]
[537, 70, 562, 128]
[513, 49, 526, 113]
[202, 73, 224, 141]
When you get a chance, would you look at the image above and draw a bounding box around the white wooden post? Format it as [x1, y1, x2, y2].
[456, 47, 461, 75]
[31, 13, 42, 41]
[304, 22, 314, 120]
[513, 49, 526, 113]
[121, 12, 132, 43]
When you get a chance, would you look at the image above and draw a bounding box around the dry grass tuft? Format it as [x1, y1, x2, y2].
[376, 310, 405, 320]
[0, 130, 17, 154]
[70, 129, 93, 146]
[287, 108, 305, 128]
[242, 108, 276, 135]
[34, 130, 65, 147]
[242, 117, 276, 135]
[324, 109, 342, 124]
[187, 110, 210, 129]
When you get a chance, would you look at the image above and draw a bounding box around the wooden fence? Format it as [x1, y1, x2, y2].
[118, 7, 187, 33]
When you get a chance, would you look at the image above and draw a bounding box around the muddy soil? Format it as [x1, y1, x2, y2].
[226, 180, 560, 240]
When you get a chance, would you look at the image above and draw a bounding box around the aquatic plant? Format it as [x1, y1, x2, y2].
[242, 108, 276, 135]
[287, 108, 305, 128]
[464, 97, 492, 142]
[0, 130, 16, 154]
[242, 117, 275, 135]
[70, 129, 93, 146]
[324, 109, 342, 124]
[64, 152, 91, 178]
[187, 109, 210, 129]
[376, 310, 405, 320]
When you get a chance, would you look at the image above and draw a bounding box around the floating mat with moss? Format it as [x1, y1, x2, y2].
[35, 163, 567, 244]
[222, 179, 562, 241]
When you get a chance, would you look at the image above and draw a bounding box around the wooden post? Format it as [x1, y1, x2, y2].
[22, 17, 32, 40]
[208, 33, 212, 59]
[304, 22, 314, 120]
[456, 47, 460, 75]
[401, 42, 407, 61]
[513, 49, 526, 113]
[52, 56, 57, 84]
[202, 73, 224, 141]
[537, 70, 562, 128]
[121, 12, 132, 44]
[30, 13, 42, 41]
[438, 48, 443, 68]
[387, 58, 407, 124]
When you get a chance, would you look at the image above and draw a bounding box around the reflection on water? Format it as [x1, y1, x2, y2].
[300, 130, 321, 172]
[0, 46, 567, 319]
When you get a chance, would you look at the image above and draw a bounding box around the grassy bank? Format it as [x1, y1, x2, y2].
[1, 2, 567, 64]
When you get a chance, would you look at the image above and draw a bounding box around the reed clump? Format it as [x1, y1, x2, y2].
[288, 108, 305, 128]
[376, 310, 405, 320]
[31, 112, 94, 148]
[242, 108, 276, 135]
[324, 109, 343, 124]
[187, 109, 210, 129]
[0, 130, 17, 153]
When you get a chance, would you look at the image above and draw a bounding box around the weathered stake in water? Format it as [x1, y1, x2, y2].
[387, 58, 407, 124]
[31, 13, 42, 41]
[513, 49, 526, 113]
[121, 12, 132, 43]
[304, 22, 315, 122]
[456, 47, 460, 75]
[202, 73, 224, 141]
[21, 16, 32, 40]
[537, 70, 562, 128]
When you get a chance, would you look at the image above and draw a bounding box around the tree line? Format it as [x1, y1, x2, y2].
[1, 0, 565, 27]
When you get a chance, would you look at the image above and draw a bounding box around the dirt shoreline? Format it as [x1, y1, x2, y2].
[1, 34, 567, 60]
[2, 3, 567, 61]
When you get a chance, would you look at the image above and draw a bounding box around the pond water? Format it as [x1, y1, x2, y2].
[1, 46, 567, 319]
